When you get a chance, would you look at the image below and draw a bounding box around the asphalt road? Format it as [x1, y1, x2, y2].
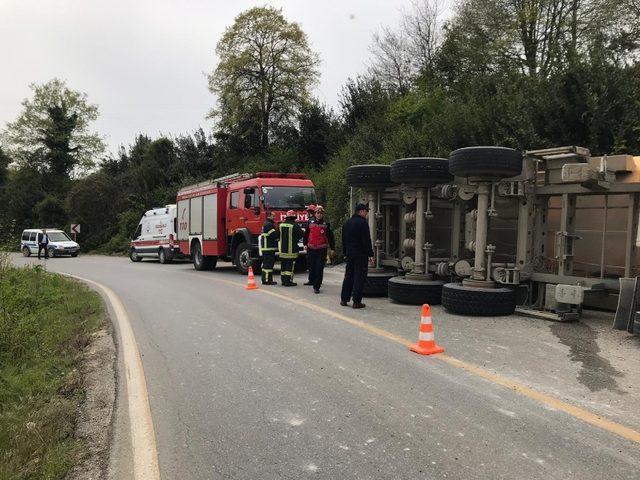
[13, 254, 640, 479]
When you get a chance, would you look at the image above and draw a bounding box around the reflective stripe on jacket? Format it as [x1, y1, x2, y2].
[259, 219, 279, 254]
[279, 221, 302, 259]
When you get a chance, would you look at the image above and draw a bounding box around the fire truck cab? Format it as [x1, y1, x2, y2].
[176, 172, 316, 274]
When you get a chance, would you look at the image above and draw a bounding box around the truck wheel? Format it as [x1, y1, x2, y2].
[442, 282, 516, 316]
[130, 249, 143, 262]
[346, 164, 392, 188]
[22, 246, 31, 257]
[448, 146, 522, 179]
[388, 276, 444, 305]
[362, 271, 395, 297]
[193, 242, 206, 270]
[159, 248, 172, 264]
[390, 157, 452, 185]
[234, 242, 257, 275]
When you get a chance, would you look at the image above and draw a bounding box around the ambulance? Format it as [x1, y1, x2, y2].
[129, 204, 183, 263]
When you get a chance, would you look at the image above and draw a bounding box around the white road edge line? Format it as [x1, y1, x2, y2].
[65, 274, 161, 480]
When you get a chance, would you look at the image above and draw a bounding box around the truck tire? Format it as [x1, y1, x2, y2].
[22, 246, 31, 257]
[442, 282, 516, 316]
[129, 249, 142, 262]
[193, 241, 216, 271]
[158, 248, 172, 264]
[362, 271, 395, 297]
[449, 147, 522, 179]
[346, 164, 392, 188]
[388, 276, 444, 305]
[390, 157, 452, 185]
[234, 242, 260, 275]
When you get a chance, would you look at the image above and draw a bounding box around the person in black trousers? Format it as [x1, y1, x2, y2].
[37, 229, 50, 260]
[340, 204, 374, 309]
[279, 210, 304, 286]
[259, 211, 279, 285]
[303, 205, 335, 294]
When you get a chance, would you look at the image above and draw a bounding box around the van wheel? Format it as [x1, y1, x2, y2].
[159, 248, 172, 264]
[22, 246, 31, 257]
[48, 247, 56, 258]
[71, 253, 78, 257]
[130, 249, 143, 262]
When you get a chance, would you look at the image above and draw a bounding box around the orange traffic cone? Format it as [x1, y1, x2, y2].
[245, 266, 259, 290]
[410, 304, 444, 355]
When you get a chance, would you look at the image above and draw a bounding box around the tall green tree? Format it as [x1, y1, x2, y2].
[209, 6, 320, 151]
[1, 78, 105, 176]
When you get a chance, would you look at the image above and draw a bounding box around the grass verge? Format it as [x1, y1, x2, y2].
[0, 262, 105, 480]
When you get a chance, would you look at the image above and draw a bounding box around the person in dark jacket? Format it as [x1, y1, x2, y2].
[340, 204, 374, 309]
[259, 211, 279, 285]
[303, 205, 335, 294]
[279, 210, 304, 286]
[37, 229, 50, 260]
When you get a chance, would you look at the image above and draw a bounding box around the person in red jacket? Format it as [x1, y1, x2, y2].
[303, 205, 335, 294]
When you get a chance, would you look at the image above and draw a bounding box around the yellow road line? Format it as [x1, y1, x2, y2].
[207, 273, 640, 444]
[65, 274, 161, 480]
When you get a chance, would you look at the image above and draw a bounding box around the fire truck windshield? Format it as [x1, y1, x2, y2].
[262, 186, 316, 210]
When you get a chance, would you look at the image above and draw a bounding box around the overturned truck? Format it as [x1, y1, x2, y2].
[347, 146, 640, 329]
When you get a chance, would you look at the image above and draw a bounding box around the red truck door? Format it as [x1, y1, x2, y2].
[242, 187, 263, 234]
[226, 188, 243, 234]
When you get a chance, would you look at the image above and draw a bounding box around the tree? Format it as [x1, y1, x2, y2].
[369, 0, 444, 91]
[209, 6, 320, 150]
[0, 147, 10, 187]
[1, 78, 105, 175]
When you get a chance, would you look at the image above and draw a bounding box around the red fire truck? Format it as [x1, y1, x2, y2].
[176, 172, 316, 273]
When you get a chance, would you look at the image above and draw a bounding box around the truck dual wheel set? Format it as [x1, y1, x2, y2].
[346, 146, 524, 316]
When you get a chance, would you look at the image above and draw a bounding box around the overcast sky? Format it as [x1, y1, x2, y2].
[0, 0, 442, 155]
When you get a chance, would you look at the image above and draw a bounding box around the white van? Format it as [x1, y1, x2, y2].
[129, 204, 183, 263]
[20, 229, 80, 257]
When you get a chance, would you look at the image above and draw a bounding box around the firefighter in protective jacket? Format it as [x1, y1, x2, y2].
[278, 210, 304, 286]
[259, 211, 279, 285]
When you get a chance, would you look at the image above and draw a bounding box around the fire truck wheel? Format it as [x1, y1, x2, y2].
[442, 282, 516, 316]
[388, 276, 444, 305]
[390, 157, 452, 185]
[129, 249, 143, 262]
[193, 241, 216, 270]
[235, 242, 260, 275]
[158, 248, 172, 264]
[346, 164, 392, 187]
[362, 271, 395, 297]
[448, 146, 522, 179]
